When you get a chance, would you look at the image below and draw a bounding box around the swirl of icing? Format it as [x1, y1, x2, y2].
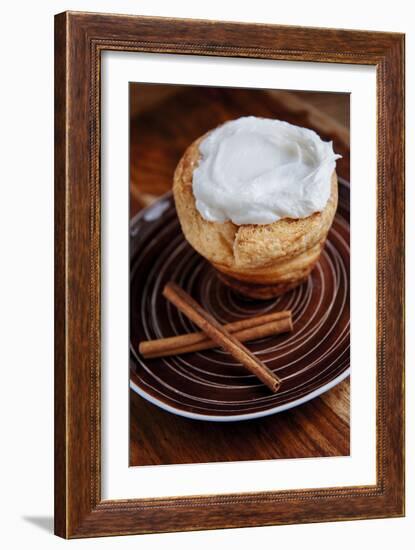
[192, 116, 341, 225]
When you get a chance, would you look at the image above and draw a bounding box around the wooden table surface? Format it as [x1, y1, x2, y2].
[129, 84, 350, 466]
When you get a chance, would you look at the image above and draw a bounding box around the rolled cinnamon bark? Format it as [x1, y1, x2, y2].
[162, 282, 282, 393]
[139, 312, 292, 358]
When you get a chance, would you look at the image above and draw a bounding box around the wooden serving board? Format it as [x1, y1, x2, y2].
[129, 84, 350, 465]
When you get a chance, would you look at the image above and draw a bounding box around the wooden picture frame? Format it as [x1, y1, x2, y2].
[54, 11, 405, 538]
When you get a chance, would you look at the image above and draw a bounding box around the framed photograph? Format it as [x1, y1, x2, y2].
[54, 11, 405, 538]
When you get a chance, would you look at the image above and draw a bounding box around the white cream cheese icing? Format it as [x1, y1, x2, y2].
[192, 116, 341, 225]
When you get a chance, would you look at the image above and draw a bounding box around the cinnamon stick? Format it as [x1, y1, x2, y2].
[162, 282, 282, 393]
[139, 312, 292, 358]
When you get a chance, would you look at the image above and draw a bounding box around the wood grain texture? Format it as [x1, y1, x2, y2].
[54, 11, 405, 538]
[130, 382, 350, 465]
[129, 84, 350, 452]
[54, 13, 67, 538]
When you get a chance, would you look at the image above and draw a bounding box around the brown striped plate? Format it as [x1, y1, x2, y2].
[130, 180, 350, 421]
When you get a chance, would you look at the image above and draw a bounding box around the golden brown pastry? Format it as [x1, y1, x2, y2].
[173, 133, 338, 299]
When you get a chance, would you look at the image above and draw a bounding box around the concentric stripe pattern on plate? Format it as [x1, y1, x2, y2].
[130, 181, 350, 419]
